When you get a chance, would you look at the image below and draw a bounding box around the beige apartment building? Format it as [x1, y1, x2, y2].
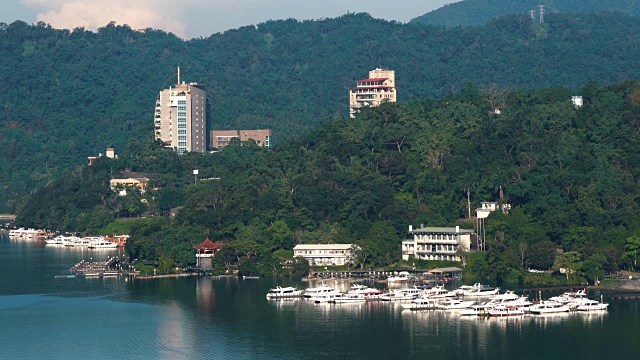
[349, 68, 396, 118]
[211, 129, 272, 150]
[154, 70, 207, 154]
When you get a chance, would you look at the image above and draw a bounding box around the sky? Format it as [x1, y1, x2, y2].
[0, 0, 459, 39]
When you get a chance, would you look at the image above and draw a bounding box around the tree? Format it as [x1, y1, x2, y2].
[580, 253, 607, 285]
[157, 254, 174, 275]
[291, 257, 310, 278]
[528, 241, 557, 270]
[623, 236, 640, 271]
[553, 251, 583, 280]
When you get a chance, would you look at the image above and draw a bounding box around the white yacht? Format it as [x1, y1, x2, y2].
[529, 301, 571, 314]
[548, 289, 587, 305]
[424, 285, 455, 299]
[402, 297, 440, 310]
[312, 293, 340, 303]
[387, 271, 411, 283]
[454, 284, 476, 295]
[488, 305, 525, 317]
[380, 288, 421, 301]
[333, 293, 366, 304]
[88, 241, 118, 249]
[438, 299, 476, 310]
[463, 284, 500, 297]
[460, 303, 495, 316]
[489, 291, 519, 302]
[575, 299, 609, 312]
[266, 286, 304, 299]
[304, 284, 338, 298]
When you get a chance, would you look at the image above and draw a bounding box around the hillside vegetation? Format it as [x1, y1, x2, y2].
[412, 0, 640, 26]
[15, 82, 640, 281]
[4, 12, 640, 205]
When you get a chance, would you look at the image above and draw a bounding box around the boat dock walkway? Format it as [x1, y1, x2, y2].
[69, 257, 128, 276]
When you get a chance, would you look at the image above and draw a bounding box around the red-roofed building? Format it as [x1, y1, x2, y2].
[194, 238, 224, 270]
[349, 68, 396, 118]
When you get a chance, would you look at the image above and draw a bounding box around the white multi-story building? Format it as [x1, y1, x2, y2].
[154, 68, 207, 154]
[293, 244, 357, 266]
[402, 226, 474, 262]
[349, 68, 396, 118]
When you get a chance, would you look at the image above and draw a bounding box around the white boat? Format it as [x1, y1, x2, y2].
[575, 299, 609, 312]
[380, 288, 421, 301]
[304, 284, 336, 298]
[333, 293, 366, 304]
[312, 293, 340, 303]
[489, 291, 519, 302]
[402, 297, 440, 310]
[387, 271, 411, 283]
[88, 241, 118, 249]
[424, 285, 455, 299]
[460, 303, 495, 316]
[438, 299, 476, 310]
[463, 284, 500, 297]
[529, 301, 571, 314]
[45, 235, 66, 245]
[454, 284, 476, 295]
[548, 289, 587, 305]
[488, 305, 525, 317]
[266, 286, 304, 299]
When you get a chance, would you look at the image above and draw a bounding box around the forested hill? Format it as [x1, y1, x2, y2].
[4, 12, 640, 206]
[411, 0, 640, 27]
[15, 81, 640, 278]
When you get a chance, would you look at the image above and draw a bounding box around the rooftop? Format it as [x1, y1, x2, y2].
[357, 78, 388, 83]
[294, 244, 355, 250]
[410, 227, 474, 234]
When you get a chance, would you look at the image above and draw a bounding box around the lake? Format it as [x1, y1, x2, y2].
[1, 234, 639, 359]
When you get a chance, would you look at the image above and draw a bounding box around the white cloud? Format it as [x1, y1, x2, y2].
[20, 0, 186, 37]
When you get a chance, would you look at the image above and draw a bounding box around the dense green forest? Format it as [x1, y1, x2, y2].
[4, 12, 640, 206]
[15, 81, 640, 282]
[412, 0, 640, 26]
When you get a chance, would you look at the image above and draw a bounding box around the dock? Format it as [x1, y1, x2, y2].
[68, 257, 130, 277]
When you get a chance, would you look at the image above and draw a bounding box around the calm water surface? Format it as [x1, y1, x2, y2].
[1, 234, 639, 360]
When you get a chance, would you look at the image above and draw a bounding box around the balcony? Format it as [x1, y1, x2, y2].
[415, 239, 459, 245]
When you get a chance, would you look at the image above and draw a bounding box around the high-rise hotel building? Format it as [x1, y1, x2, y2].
[349, 68, 396, 118]
[154, 69, 207, 154]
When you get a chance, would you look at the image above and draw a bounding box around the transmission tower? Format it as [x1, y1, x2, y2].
[539, 5, 545, 23]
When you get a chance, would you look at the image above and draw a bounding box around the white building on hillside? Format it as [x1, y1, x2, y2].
[293, 244, 357, 266]
[402, 225, 474, 262]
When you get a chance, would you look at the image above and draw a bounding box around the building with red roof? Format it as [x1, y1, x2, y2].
[194, 238, 224, 270]
[349, 68, 396, 118]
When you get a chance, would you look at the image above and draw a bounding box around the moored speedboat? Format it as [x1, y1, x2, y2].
[266, 286, 304, 299]
[464, 284, 500, 297]
[380, 288, 420, 301]
[488, 305, 524, 317]
[529, 301, 571, 314]
[439, 299, 476, 310]
[304, 284, 336, 298]
[387, 271, 411, 283]
[575, 299, 609, 312]
[333, 293, 366, 304]
[402, 297, 440, 310]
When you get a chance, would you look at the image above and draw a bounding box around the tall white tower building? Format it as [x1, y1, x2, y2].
[154, 68, 207, 154]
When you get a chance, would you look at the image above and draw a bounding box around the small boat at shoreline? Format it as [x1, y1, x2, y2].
[575, 299, 609, 312]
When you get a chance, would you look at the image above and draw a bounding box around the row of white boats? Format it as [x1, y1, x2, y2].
[7, 228, 48, 239]
[44, 235, 118, 249]
[266, 283, 609, 316]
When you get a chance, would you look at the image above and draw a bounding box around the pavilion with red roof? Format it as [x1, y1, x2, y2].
[194, 238, 223, 270]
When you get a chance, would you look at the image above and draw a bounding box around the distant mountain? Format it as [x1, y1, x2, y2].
[4, 12, 640, 206]
[411, 0, 640, 27]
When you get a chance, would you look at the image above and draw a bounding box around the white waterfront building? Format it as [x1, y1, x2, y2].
[293, 244, 357, 266]
[402, 225, 474, 262]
